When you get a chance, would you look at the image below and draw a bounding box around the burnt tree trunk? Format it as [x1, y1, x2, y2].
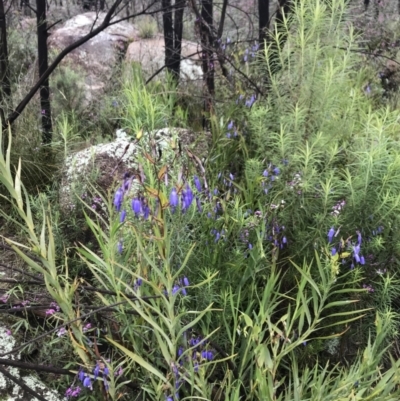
[36, 0, 52, 144]
[0, 0, 10, 153]
[162, 0, 185, 81]
[0, 0, 10, 119]
[258, 0, 269, 44]
[162, 0, 174, 75]
[171, 0, 185, 78]
[200, 0, 214, 113]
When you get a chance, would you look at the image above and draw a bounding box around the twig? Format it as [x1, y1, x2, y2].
[0, 365, 49, 401]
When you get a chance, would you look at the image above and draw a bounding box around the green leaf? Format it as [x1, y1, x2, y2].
[107, 337, 167, 382]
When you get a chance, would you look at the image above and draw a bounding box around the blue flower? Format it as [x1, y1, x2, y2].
[169, 188, 179, 209]
[119, 209, 126, 223]
[263, 169, 269, 177]
[227, 120, 234, 130]
[273, 167, 280, 175]
[194, 176, 202, 192]
[184, 184, 194, 209]
[113, 188, 123, 211]
[327, 227, 335, 243]
[183, 277, 189, 286]
[360, 256, 366, 265]
[331, 247, 337, 256]
[131, 198, 142, 216]
[83, 376, 92, 389]
[143, 205, 150, 219]
[78, 369, 85, 382]
[282, 236, 287, 244]
[93, 364, 100, 379]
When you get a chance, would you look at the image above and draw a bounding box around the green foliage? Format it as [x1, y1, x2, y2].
[3, 0, 400, 400]
[121, 65, 172, 133]
[136, 16, 158, 39]
[51, 65, 87, 117]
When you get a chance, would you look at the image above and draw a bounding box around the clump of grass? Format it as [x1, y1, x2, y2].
[136, 16, 158, 39]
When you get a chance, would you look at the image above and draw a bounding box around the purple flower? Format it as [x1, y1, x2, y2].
[46, 309, 56, 316]
[263, 170, 269, 177]
[194, 176, 202, 192]
[104, 378, 109, 391]
[227, 120, 234, 130]
[131, 198, 142, 216]
[273, 167, 280, 175]
[143, 205, 150, 219]
[117, 241, 123, 254]
[282, 236, 287, 244]
[183, 277, 189, 286]
[207, 350, 214, 360]
[119, 210, 126, 223]
[183, 184, 194, 209]
[104, 366, 109, 376]
[83, 376, 92, 389]
[331, 247, 337, 256]
[113, 188, 124, 212]
[357, 231, 362, 245]
[169, 188, 179, 209]
[93, 364, 100, 379]
[83, 323, 92, 332]
[360, 256, 366, 265]
[57, 327, 67, 337]
[328, 227, 335, 243]
[172, 285, 180, 295]
[78, 369, 85, 382]
[65, 386, 81, 398]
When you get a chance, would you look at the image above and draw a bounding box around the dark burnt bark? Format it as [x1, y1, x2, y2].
[200, 0, 214, 112]
[0, 0, 10, 123]
[162, 0, 186, 81]
[258, 0, 269, 44]
[36, 0, 52, 144]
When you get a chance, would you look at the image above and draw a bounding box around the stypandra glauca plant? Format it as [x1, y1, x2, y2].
[2, 124, 400, 400]
[245, 0, 400, 359]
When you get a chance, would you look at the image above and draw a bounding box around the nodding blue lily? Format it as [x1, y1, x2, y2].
[169, 188, 179, 209]
[328, 227, 335, 243]
[194, 176, 202, 192]
[131, 198, 141, 216]
[113, 188, 123, 211]
[119, 209, 126, 223]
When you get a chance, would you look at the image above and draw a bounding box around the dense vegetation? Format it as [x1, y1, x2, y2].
[2, 0, 400, 400]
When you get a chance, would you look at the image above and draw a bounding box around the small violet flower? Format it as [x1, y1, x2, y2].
[169, 187, 179, 209]
[327, 227, 335, 243]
